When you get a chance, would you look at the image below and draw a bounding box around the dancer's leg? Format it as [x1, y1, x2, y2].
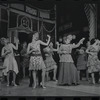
[13, 72, 17, 86]
[78, 70, 80, 81]
[23, 67, 25, 78]
[32, 70, 37, 88]
[86, 69, 89, 81]
[7, 72, 10, 86]
[29, 70, 33, 87]
[91, 73, 95, 84]
[53, 65, 57, 81]
[46, 71, 49, 81]
[41, 68, 46, 88]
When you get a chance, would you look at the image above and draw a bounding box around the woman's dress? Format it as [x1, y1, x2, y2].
[77, 53, 87, 71]
[87, 45, 100, 73]
[58, 44, 79, 85]
[29, 41, 46, 71]
[3, 43, 19, 76]
[21, 48, 29, 68]
[44, 47, 56, 71]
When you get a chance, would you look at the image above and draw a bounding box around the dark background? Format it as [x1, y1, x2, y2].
[0, 1, 100, 52]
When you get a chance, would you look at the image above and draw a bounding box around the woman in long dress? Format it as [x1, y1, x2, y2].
[86, 39, 100, 84]
[27, 32, 50, 88]
[43, 42, 59, 81]
[0, 37, 19, 86]
[57, 34, 85, 86]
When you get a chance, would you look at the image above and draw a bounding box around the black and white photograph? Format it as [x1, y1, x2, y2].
[0, 0, 100, 99]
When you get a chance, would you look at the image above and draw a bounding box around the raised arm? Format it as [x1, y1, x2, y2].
[1, 47, 5, 57]
[39, 35, 51, 46]
[11, 43, 18, 50]
[86, 46, 93, 55]
[27, 43, 32, 54]
[52, 42, 60, 52]
[94, 39, 100, 46]
[72, 38, 85, 49]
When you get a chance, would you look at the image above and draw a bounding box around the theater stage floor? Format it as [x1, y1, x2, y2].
[0, 78, 100, 96]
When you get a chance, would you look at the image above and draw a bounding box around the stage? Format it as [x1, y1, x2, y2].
[0, 78, 100, 96]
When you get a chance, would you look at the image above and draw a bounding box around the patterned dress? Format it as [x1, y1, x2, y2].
[87, 45, 100, 73]
[58, 44, 79, 85]
[77, 53, 87, 71]
[44, 47, 56, 71]
[29, 41, 46, 71]
[21, 48, 29, 68]
[2, 43, 19, 76]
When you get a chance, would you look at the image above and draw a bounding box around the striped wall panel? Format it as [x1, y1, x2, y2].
[84, 4, 97, 40]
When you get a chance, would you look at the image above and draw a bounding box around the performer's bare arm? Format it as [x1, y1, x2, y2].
[53, 42, 60, 52]
[72, 38, 85, 48]
[39, 35, 51, 46]
[10, 39, 19, 50]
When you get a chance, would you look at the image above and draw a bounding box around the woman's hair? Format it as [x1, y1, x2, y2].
[62, 34, 74, 44]
[0, 37, 6, 45]
[66, 33, 71, 37]
[62, 36, 67, 44]
[72, 35, 76, 39]
[80, 47, 86, 51]
[90, 38, 96, 45]
[28, 31, 39, 42]
[22, 41, 27, 46]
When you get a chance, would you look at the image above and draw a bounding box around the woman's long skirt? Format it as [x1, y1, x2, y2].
[58, 62, 79, 85]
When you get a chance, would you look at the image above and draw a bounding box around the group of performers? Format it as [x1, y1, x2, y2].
[0, 31, 100, 89]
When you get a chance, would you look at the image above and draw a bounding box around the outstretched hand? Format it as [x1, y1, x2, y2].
[47, 35, 51, 38]
[56, 42, 59, 46]
[16, 38, 19, 44]
[80, 38, 85, 44]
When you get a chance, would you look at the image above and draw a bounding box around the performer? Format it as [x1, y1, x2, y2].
[58, 34, 85, 86]
[86, 39, 100, 84]
[0, 37, 19, 86]
[27, 32, 50, 89]
[43, 42, 59, 81]
[76, 47, 88, 81]
[20, 42, 29, 78]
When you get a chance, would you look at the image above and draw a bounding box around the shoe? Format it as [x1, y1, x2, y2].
[53, 79, 57, 82]
[7, 84, 9, 87]
[40, 82, 46, 89]
[33, 85, 36, 89]
[93, 82, 95, 85]
[14, 84, 17, 87]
